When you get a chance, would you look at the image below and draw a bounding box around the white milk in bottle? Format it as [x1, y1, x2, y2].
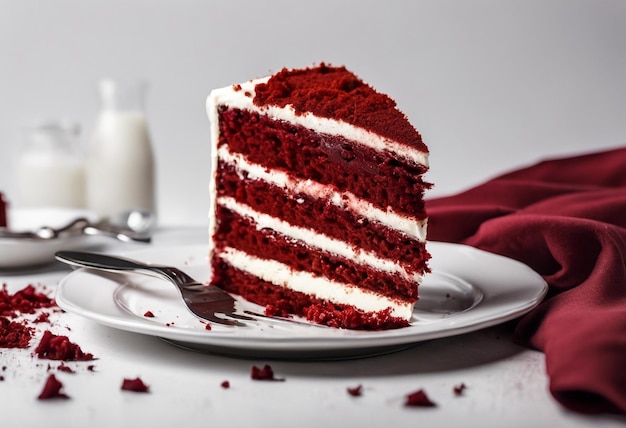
[86, 79, 155, 220]
[17, 121, 86, 208]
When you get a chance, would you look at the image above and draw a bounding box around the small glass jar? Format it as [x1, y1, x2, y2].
[16, 120, 85, 208]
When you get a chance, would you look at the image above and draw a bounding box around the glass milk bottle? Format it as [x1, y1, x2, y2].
[17, 121, 86, 208]
[86, 79, 155, 221]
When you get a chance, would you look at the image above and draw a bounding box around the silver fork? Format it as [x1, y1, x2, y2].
[55, 250, 252, 327]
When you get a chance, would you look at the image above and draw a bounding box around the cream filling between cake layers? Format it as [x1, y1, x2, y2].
[220, 247, 415, 320]
[217, 147, 427, 241]
[219, 195, 422, 283]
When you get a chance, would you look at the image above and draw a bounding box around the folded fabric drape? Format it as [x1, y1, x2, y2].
[426, 147, 626, 414]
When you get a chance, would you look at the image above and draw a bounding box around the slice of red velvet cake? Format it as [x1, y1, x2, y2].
[206, 64, 431, 330]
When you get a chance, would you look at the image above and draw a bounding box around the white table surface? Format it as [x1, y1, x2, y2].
[1, 226, 625, 428]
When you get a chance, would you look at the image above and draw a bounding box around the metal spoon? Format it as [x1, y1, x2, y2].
[0, 212, 152, 243]
[0, 217, 90, 240]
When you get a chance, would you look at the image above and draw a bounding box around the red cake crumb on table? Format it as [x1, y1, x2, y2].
[250, 364, 285, 381]
[143, 310, 155, 317]
[57, 363, 75, 374]
[405, 389, 437, 407]
[37, 374, 70, 400]
[34, 330, 95, 361]
[0, 316, 33, 348]
[121, 377, 150, 393]
[33, 312, 51, 324]
[347, 385, 363, 397]
[221, 380, 230, 389]
[454, 383, 467, 396]
[0, 284, 56, 317]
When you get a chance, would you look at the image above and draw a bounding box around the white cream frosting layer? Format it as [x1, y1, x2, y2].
[220, 247, 415, 320]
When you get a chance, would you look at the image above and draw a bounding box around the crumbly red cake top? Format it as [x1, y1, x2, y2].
[253, 64, 428, 153]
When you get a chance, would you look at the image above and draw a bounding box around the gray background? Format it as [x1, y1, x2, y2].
[1, 0, 624, 225]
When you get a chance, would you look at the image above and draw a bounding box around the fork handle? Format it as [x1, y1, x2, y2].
[55, 251, 185, 284]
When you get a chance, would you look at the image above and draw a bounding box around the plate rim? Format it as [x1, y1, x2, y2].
[55, 241, 548, 353]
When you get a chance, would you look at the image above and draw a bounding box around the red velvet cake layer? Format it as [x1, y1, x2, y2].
[216, 164, 429, 274]
[252, 64, 427, 153]
[211, 261, 410, 330]
[213, 205, 418, 301]
[217, 107, 430, 218]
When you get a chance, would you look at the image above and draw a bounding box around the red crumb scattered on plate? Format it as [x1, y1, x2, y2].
[347, 384, 363, 397]
[143, 311, 155, 318]
[0, 316, 33, 348]
[121, 377, 150, 393]
[34, 331, 95, 361]
[221, 380, 230, 389]
[251, 364, 285, 381]
[454, 383, 467, 396]
[37, 374, 70, 400]
[405, 389, 437, 407]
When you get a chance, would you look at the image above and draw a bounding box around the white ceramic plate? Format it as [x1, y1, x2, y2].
[55, 242, 547, 360]
[0, 207, 104, 269]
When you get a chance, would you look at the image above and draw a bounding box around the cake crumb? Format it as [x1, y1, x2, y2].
[143, 311, 155, 317]
[37, 374, 70, 400]
[454, 383, 467, 396]
[121, 377, 150, 393]
[347, 384, 363, 397]
[34, 331, 95, 361]
[405, 389, 437, 407]
[251, 364, 285, 381]
[57, 363, 75, 374]
[0, 316, 33, 348]
[221, 380, 230, 389]
[0, 284, 56, 317]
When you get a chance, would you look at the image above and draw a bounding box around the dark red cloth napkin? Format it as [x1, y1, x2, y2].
[426, 147, 626, 414]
